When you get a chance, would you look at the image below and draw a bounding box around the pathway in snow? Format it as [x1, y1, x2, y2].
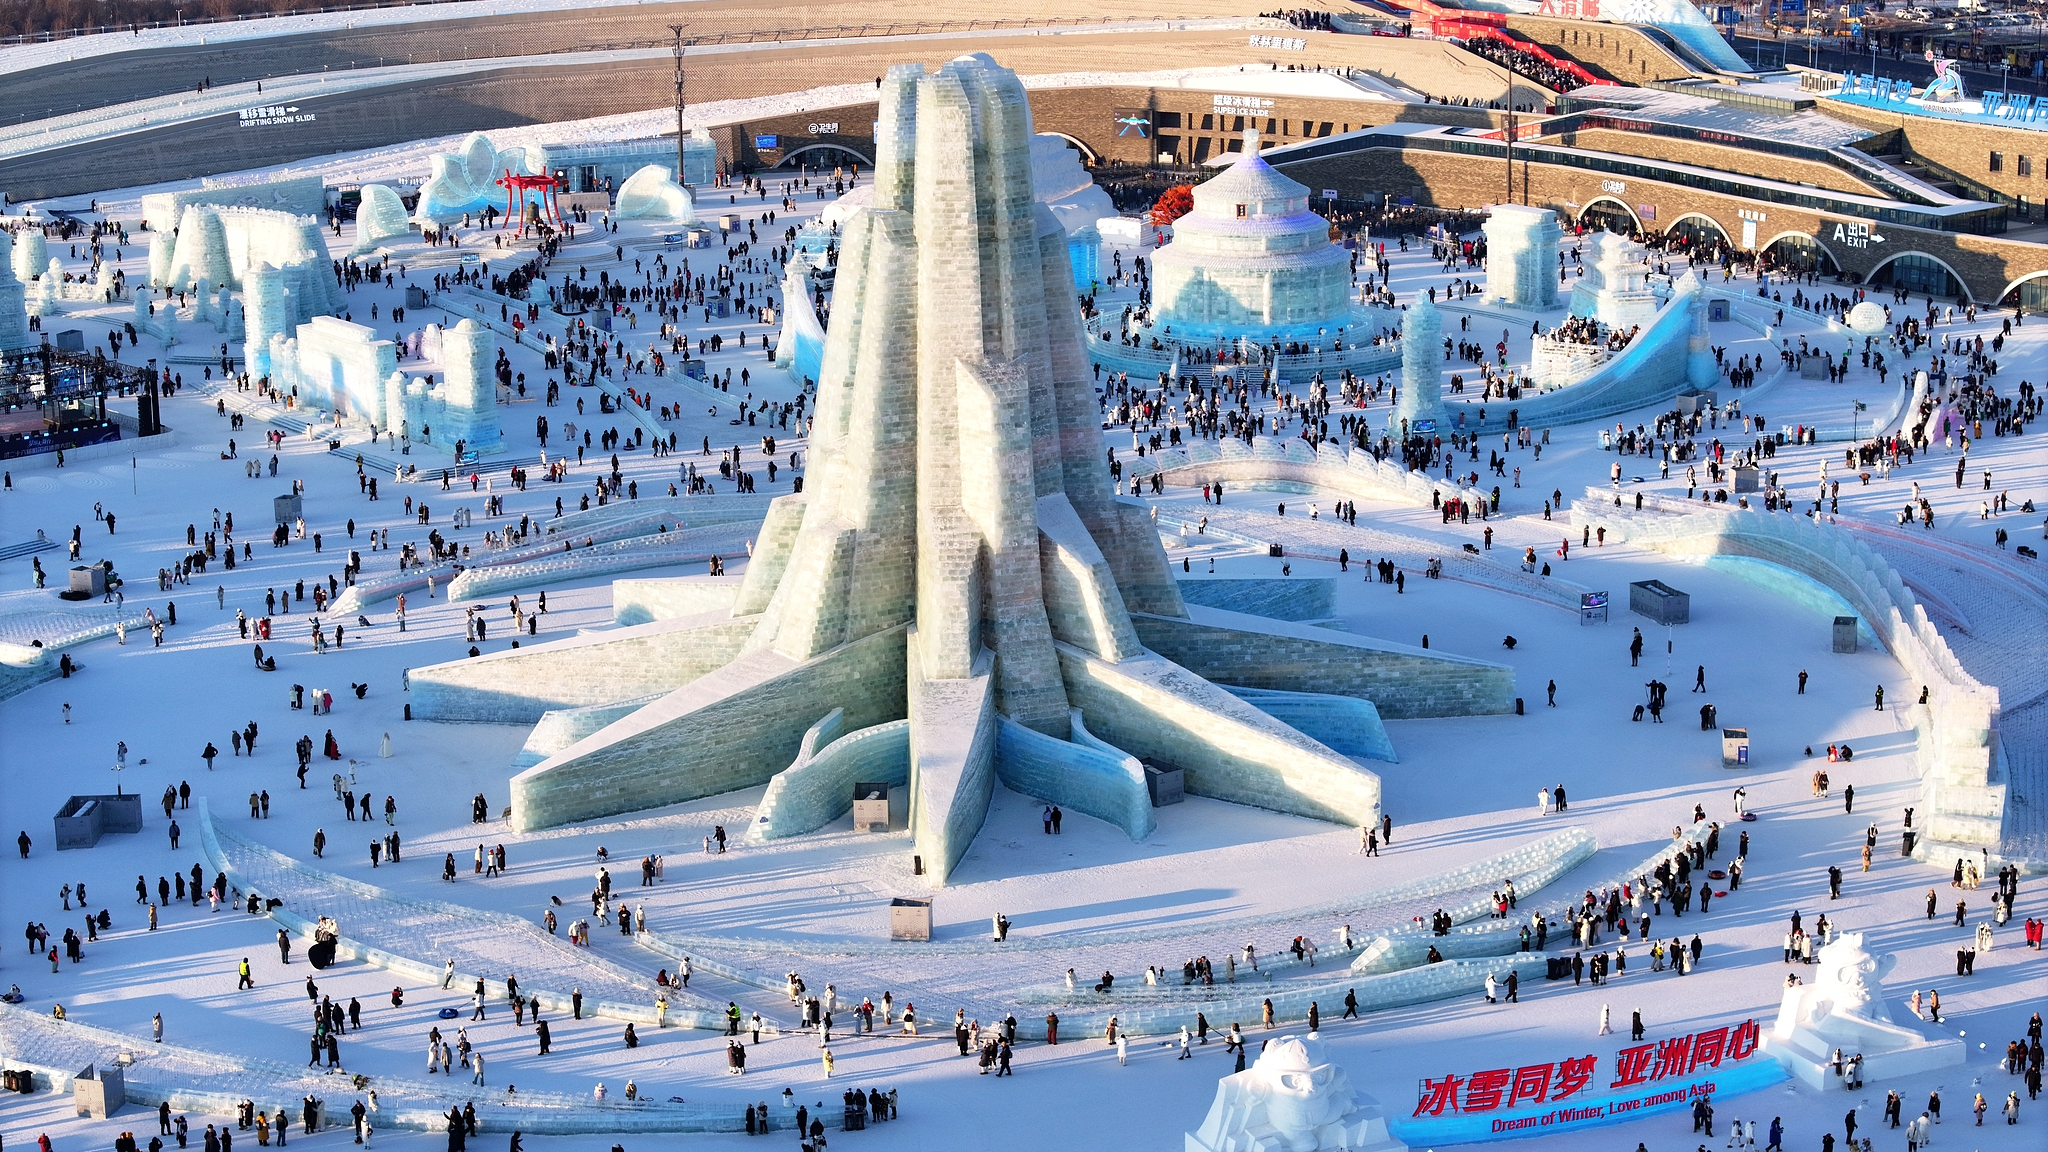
[203, 807, 748, 1026]
[0, 1003, 813, 1134]
[634, 828, 1598, 1019]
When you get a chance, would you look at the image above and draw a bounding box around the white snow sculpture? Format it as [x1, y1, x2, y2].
[0, 231, 28, 352]
[167, 205, 235, 291]
[1187, 1035, 1406, 1152]
[1762, 931, 1964, 1089]
[1846, 300, 1889, 335]
[1481, 204, 1561, 309]
[1150, 130, 1356, 340]
[11, 229, 48, 283]
[148, 230, 174, 288]
[1030, 133, 1116, 235]
[28, 259, 61, 317]
[613, 164, 695, 222]
[353, 185, 414, 253]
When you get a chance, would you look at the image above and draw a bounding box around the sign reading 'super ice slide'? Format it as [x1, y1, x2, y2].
[1389, 1020, 1785, 1143]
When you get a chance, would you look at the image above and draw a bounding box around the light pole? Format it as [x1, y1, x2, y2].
[670, 23, 689, 183]
[1492, 53, 1517, 206]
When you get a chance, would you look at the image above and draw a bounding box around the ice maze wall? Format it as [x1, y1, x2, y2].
[384, 318, 504, 456]
[509, 625, 910, 831]
[1223, 686, 1397, 763]
[746, 711, 911, 842]
[412, 613, 760, 725]
[994, 710, 1156, 841]
[1175, 577, 1336, 622]
[280, 316, 398, 422]
[1133, 605, 1514, 720]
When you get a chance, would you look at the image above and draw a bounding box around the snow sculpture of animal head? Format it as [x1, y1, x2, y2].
[1805, 932, 1897, 1027]
[1252, 1036, 1356, 1149]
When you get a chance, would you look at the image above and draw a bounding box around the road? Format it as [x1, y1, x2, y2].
[1727, 30, 2047, 98]
[0, 0, 1286, 126]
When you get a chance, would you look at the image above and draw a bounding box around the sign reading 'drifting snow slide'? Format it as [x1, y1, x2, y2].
[1391, 1019, 1785, 1143]
[239, 105, 315, 128]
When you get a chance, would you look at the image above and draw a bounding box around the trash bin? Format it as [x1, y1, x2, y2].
[69, 565, 107, 598]
[1629, 580, 1690, 625]
[1833, 616, 1859, 654]
[888, 897, 931, 942]
[1142, 758, 1185, 806]
[1721, 727, 1749, 768]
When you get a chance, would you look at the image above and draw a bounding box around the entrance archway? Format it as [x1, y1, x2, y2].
[2000, 269, 2048, 312]
[1761, 232, 1840, 276]
[1576, 197, 1639, 235]
[1664, 213, 1729, 257]
[771, 144, 876, 171]
[1867, 251, 1970, 302]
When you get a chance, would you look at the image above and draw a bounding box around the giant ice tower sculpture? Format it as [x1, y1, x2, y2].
[414, 56, 1510, 881]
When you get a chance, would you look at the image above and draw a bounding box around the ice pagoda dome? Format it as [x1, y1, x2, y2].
[1188, 137, 1313, 220]
[1149, 129, 1357, 343]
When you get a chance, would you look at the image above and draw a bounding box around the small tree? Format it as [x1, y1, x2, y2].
[1150, 185, 1195, 226]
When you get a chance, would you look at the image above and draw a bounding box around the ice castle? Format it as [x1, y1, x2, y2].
[1149, 130, 1361, 344]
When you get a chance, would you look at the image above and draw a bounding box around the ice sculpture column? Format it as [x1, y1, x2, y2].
[1481, 204, 1561, 309]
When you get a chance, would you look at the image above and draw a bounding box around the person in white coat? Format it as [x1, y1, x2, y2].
[1116, 1032, 1128, 1066]
[1485, 972, 1498, 1004]
[1540, 788, 1552, 815]
[1599, 1004, 1612, 1035]
[1178, 1026, 1192, 1059]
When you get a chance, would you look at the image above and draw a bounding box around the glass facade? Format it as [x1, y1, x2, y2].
[1868, 252, 1964, 298]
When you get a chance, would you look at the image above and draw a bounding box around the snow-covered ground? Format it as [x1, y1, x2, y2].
[0, 138, 2043, 1152]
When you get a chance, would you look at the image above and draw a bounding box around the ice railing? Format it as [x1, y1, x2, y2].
[1138, 432, 1492, 511]
[445, 521, 752, 601]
